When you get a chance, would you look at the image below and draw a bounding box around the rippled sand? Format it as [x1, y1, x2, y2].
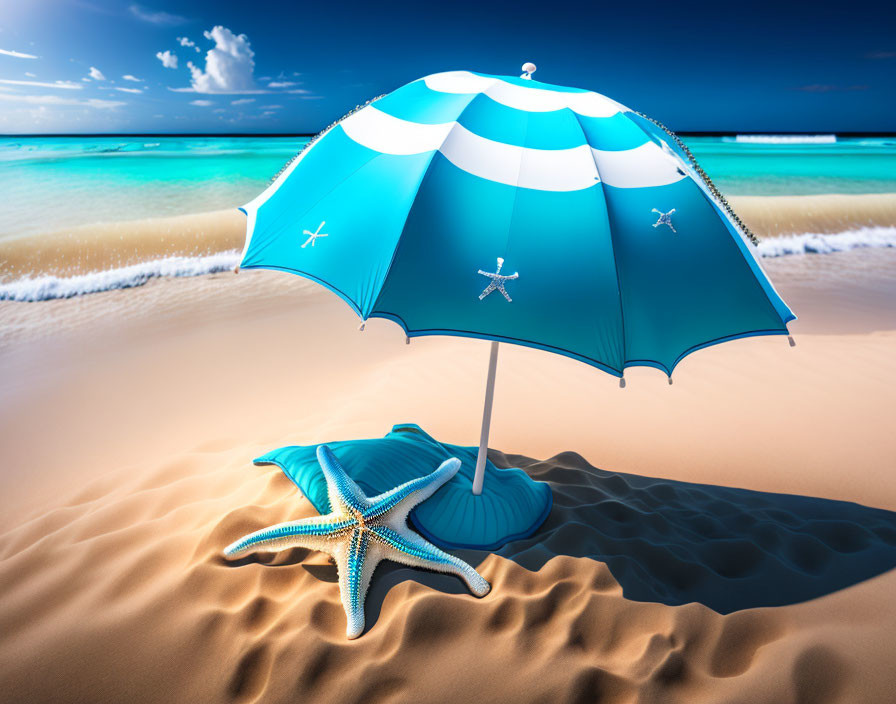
[1, 249, 895, 702]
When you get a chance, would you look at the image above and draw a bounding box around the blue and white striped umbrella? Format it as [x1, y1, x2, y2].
[238, 65, 795, 515]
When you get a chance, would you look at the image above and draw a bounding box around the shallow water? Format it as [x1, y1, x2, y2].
[2, 135, 895, 243]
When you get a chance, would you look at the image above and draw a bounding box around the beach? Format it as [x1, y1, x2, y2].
[1, 133, 896, 703]
[1, 239, 896, 702]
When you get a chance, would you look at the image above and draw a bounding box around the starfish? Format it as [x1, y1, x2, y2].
[478, 257, 519, 302]
[224, 445, 490, 639]
[652, 208, 677, 233]
[301, 220, 328, 248]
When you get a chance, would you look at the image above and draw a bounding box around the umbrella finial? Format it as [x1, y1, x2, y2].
[520, 62, 536, 80]
[619, 377, 626, 389]
[788, 336, 796, 347]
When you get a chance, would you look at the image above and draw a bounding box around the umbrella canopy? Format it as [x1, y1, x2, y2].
[237, 66, 797, 546]
[239, 68, 795, 378]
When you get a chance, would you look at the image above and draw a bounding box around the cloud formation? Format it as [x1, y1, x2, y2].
[267, 81, 296, 88]
[0, 48, 38, 59]
[156, 50, 178, 69]
[88, 66, 106, 81]
[0, 93, 124, 109]
[185, 26, 257, 93]
[177, 36, 200, 52]
[129, 4, 188, 26]
[231, 98, 254, 105]
[0, 78, 82, 90]
[114, 87, 143, 94]
[122, 74, 143, 82]
[190, 99, 213, 106]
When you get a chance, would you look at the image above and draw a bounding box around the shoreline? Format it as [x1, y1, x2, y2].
[1, 230, 895, 703]
[0, 194, 895, 298]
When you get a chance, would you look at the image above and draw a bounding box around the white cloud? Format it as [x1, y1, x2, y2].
[88, 66, 106, 81]
[231, 98, 254, 105]
[122, 74, 143, 82]
[0, 78, 82, 90]
[156, 50, 178, 69]
[0, 48, 39, 59]
[185, 26, 258, 94]
[130, 4, 188, 25]
[213, 108, 225, 113]
[264, 104, 283, 109]
[114, 87, 143, 94]
[25, 72, 36, 78]
[0, 93, 125, 109]
[190, 99, 213, 106]
[286, 88, 310, 94]
[177, 36, 201, 52]
[267, 81, 297, 88]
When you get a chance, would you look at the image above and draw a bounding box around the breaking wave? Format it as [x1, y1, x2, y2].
[2, 228, 895, 303]
[732, 134, 837, 144]
[755, 226, 896, 257]
[0, 251, 240, 302]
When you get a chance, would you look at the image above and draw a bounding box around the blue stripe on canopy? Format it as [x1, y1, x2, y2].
[240, 69, 795, 378]
[372, 79, 650, 152]
[456, 95, 586, 150]
[371, 80, 476, 125]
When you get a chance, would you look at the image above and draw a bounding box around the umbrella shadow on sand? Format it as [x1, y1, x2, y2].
[478, 450, 896, 615]
[357, 448, 896, 631]
[220, 449, 896, 635]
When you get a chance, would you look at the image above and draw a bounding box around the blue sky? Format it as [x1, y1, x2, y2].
[0, 0, 894, 134]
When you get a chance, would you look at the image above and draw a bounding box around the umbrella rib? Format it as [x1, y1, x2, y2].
[566, 108, 627, 375]
[368, 90, 494, 320]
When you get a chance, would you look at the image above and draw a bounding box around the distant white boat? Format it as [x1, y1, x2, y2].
[734, 134, 837, 144]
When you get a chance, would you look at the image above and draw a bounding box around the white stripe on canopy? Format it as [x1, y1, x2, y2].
[340, 106, 686, 191]
[421, 71, 627, 118]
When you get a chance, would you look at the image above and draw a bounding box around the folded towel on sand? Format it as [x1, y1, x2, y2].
[253, 424, 552, 550]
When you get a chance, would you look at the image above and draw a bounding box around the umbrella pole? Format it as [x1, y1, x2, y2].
[472, 341, 500, 495]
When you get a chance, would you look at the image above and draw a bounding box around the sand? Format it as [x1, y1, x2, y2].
[2, 193, 895, 280]
[1, 248, 896, 703]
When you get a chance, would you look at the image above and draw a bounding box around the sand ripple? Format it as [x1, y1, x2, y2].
[1, 446, 894, 703]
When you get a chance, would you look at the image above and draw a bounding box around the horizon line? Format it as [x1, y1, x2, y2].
[2, 131, 895, 138]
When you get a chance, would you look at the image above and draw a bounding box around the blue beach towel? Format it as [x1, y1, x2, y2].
[254, 424, 552, 550]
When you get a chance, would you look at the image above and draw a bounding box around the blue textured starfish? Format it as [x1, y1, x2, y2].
[651, 208, 677, 233]
[224, 445, 490, 639]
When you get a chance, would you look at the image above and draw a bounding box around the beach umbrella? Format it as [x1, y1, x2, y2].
[237, 64, 795, 540]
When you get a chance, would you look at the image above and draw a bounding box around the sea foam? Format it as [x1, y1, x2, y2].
[0, 250, 240, 302]
[755, 226, 896, 257]
[2, 228, 895, 302]
[733, 134, 837, 144]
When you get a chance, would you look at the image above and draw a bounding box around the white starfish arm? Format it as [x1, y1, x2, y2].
[316, 445, 371, 514]
[372, 524, 490, 597]
[506, 272, 519, 280]
[652, 208, 661, 215]
[668, 208, 676, 215]
[365, 458, 461, 524]
[479, 282, 497, 300]
[333, 528, 380, 639]
[499, 287, 512, 302]
[222, 514, 351, 559]
[477, 269, 492, 277]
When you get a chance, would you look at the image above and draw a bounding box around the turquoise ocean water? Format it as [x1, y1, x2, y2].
[0, 135, 894, 301]
[1, 135, 895, 242]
